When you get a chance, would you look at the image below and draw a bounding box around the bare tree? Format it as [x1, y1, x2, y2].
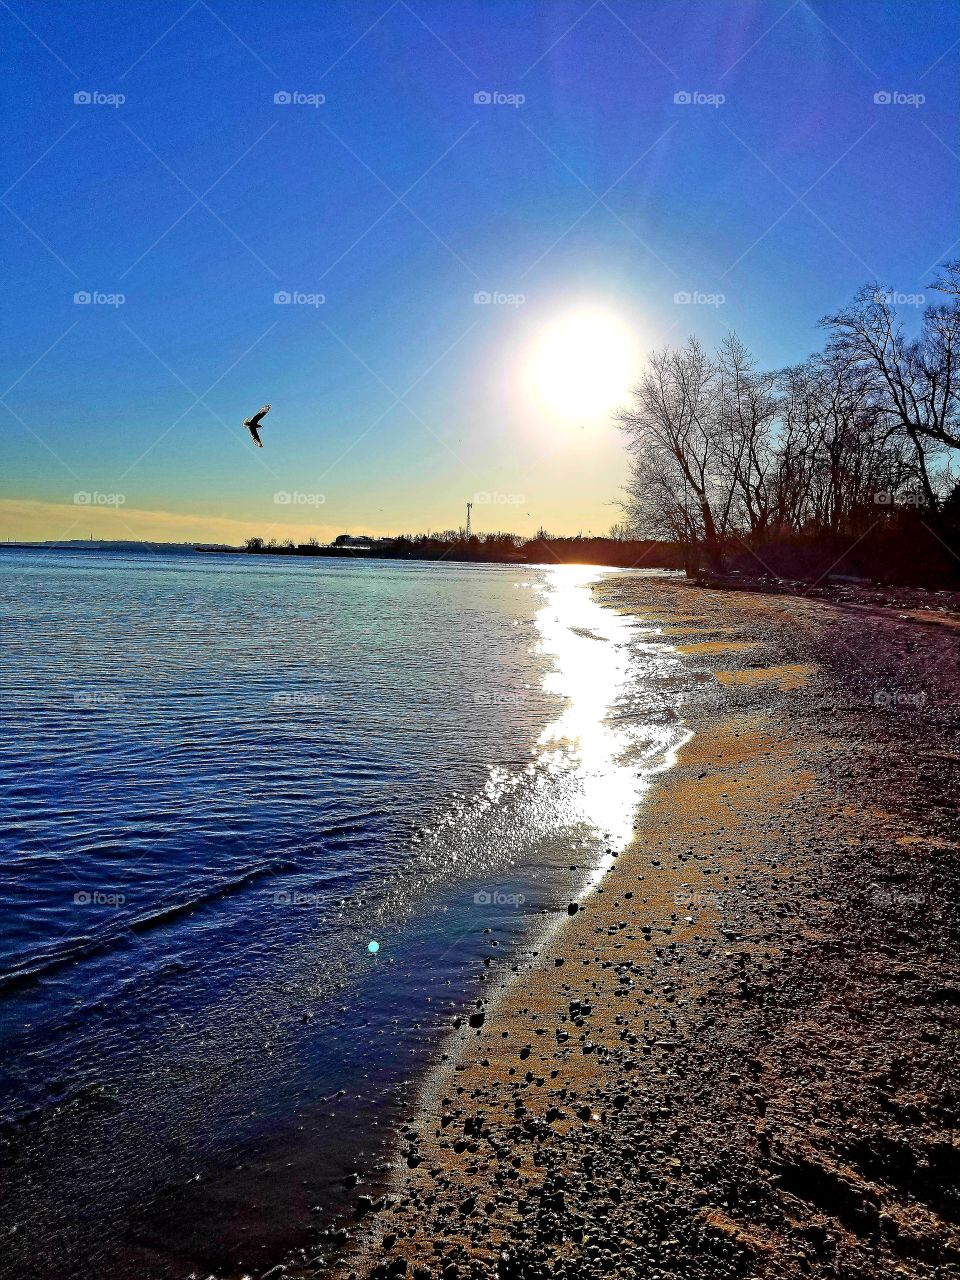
[617, 338, 728, 570]
[929, 260, 960, 297]
[714, 334, 779, 539]
[615, 267, 960, 581]
[822, 284, 958, 509]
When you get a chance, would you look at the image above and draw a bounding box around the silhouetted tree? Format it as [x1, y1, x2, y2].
[615, 264, 960, 583]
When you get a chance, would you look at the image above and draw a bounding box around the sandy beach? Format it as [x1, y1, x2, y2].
[325, 576, 960, 1280]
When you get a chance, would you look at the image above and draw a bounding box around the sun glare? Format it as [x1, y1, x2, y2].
[525, 306, 637, 422]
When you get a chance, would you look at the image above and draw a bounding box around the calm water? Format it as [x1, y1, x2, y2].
[0, 549, 690, 1279]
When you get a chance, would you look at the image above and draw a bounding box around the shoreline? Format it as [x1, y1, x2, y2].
[329, 577, 960, 1280]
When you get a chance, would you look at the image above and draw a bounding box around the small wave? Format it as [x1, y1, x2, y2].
[0, 857, 297, 994]
[0, 935, 111, 993]
[127, 858, 297, 934]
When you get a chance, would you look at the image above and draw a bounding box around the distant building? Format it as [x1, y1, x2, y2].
[333, 534, 373, 549]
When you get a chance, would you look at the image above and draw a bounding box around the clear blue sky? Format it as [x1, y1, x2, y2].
[2, 0, 957, 542]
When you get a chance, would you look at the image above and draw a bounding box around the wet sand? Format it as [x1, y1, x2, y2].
[325, 577, 960, 1280]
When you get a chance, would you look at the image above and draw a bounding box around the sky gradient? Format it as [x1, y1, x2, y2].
[2, 0, 958, 543]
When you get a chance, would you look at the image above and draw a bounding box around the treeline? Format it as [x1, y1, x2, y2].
[235, 530, 685, 569]
[386, 532, 685, 567]
[618, 263, 960, 584]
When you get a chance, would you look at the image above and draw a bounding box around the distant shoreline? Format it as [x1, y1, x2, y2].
[197, 538, 687, 570]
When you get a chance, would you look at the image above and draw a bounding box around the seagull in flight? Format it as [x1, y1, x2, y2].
[243, 403, 271, 448]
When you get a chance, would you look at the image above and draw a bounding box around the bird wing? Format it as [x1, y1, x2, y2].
[249, 404, 271, 428]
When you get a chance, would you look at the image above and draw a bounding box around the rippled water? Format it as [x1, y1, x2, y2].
[0, 549, 690, 1279]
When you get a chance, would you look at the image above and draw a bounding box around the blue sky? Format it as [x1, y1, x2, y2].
[1, 0, 957, 542]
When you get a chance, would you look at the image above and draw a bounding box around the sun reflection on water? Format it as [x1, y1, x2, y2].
[533, 566, 690, 885]
[388, 565, 690, 910]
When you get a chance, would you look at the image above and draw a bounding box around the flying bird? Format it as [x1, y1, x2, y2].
[243, 403, 271, 447]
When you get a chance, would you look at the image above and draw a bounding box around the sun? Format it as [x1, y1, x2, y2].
[524, 306, 637, 422]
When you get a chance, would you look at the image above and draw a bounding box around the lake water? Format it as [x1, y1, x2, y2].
[0, 549, 690, 1279]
